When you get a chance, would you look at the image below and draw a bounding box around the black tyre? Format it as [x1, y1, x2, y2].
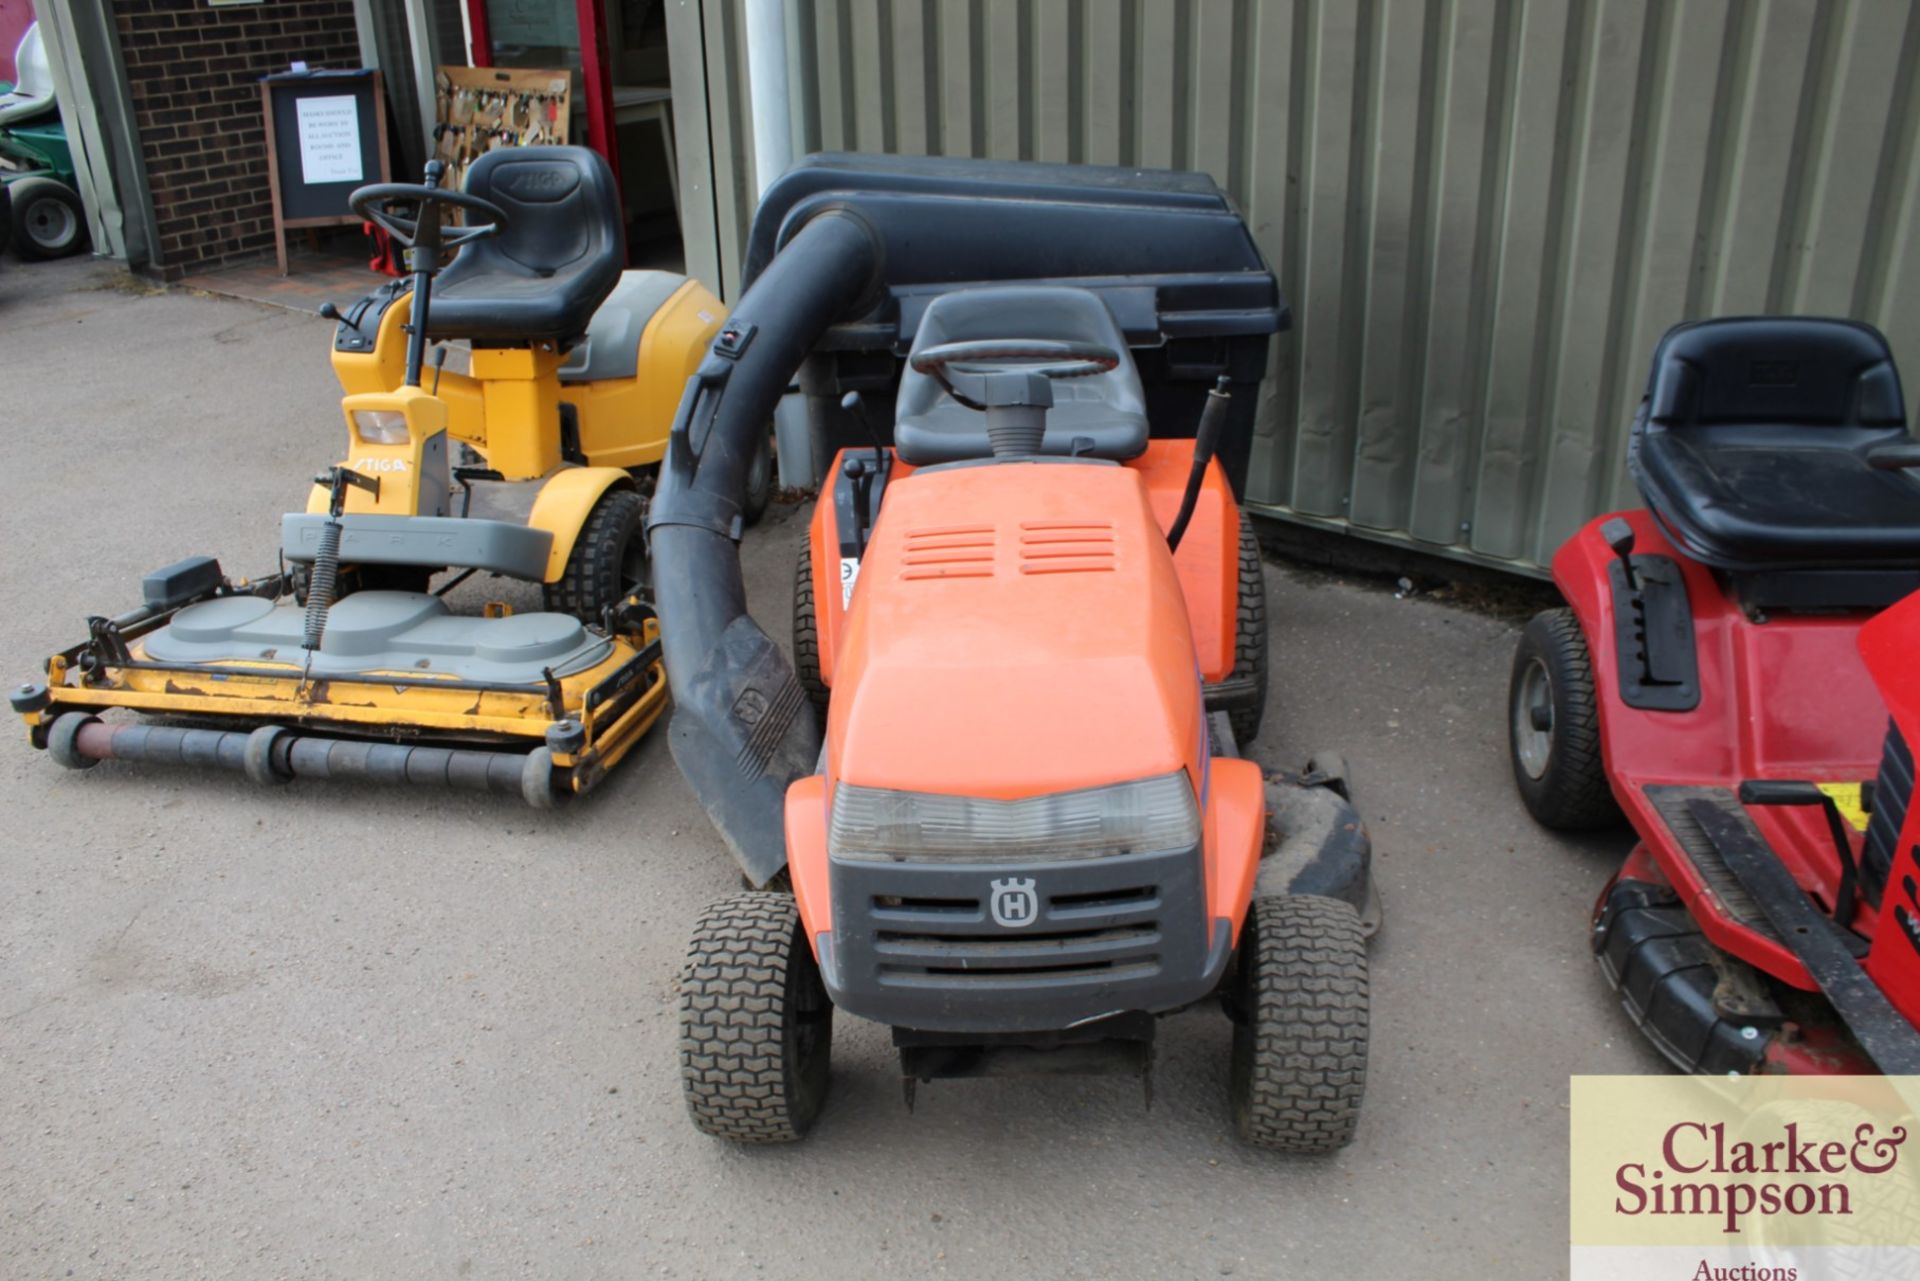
[1229, 894, 1369, 1153]
[544, 486, 646, 624]
[1509, 607, 1623, 830]
[679, 892, 834, 1143]
[1204, 512, 1269, 745]
[792, 543, 830, 720]
[742, 429, 775, 527]
[10, 177, 88, 262]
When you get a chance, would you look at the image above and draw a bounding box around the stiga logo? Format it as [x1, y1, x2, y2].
[1614, 1119, 1908, 1233]
[1571, 1077, 1920, 1281]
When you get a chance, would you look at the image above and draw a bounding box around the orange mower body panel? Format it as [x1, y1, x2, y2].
[783, 448, 1265, 998]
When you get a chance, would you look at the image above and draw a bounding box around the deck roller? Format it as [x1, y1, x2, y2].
[43, 713, 559, 807]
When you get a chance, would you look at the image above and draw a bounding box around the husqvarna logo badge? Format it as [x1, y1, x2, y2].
[989, 877, 1039, 929]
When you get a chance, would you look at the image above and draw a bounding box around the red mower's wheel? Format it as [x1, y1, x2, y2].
[791, 543, 830, 721]
[1229, 894, 1369, 1153]
[1203, 512, 1269, 746]
[679, 892, 834, 1143]
[545, 486, 647, 625]
[1509, 608, 1623, 830]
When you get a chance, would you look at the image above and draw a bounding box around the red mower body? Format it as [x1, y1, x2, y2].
[1556, 510, 1886, 988]
[1517, 316, 1920, 1077]
[1859, 593, 1920, 1030]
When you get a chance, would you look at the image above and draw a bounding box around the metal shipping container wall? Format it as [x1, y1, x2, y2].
[667, 0, 1920, 575]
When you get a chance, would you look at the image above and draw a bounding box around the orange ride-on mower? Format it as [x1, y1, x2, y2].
[647, 155, 1375, 1149]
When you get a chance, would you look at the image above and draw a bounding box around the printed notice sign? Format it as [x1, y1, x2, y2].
[1572, 1075, 1920, 1281]
[295, 94, 362, 185]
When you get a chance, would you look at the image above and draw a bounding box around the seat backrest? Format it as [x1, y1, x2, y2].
[1645, 316, 1907, 431]
[895, 286, 1149, 465]
[461, 145, 623, 281]
[0, 23, 55, 124]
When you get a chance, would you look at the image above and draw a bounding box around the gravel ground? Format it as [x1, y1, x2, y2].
[0, 254, 1663, 1280]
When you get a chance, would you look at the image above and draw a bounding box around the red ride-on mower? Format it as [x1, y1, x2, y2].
[646, 155, 1375, 1148]
[1509, 316, 1920, 1074]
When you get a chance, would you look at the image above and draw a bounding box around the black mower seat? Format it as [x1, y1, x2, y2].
[427, 146, 624, 347]
[1630, 317, 1920, 574]
[895, 286, 1149, 465]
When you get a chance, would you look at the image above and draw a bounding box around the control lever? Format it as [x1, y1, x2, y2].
[1167, 377, 1231, 553]
[1600, 517, 1638, 590]
[1739, 780, 1863, 927]
[1866, 443, 1920, 471]
[844, 456, 873, 554]
[316, 465, 380, 518]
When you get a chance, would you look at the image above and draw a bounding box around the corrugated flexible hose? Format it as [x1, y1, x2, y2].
[302, 517, 343, 650]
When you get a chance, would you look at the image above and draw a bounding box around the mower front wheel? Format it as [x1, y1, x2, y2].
[1509, 608, 1622, 830]
[679, 893, 834, 1143]
[1228, 894, 1369, 1153]
[9, 177, 89, 262]
[546, 486, 647, 624]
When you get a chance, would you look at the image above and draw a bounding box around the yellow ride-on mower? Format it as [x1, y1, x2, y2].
[13, 147, 730, 806]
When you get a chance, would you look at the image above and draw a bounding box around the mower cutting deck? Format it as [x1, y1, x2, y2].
[1510, 316, 1920, 1075]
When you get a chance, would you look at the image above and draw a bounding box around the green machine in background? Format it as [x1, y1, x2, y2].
[1, 22, 89, 261]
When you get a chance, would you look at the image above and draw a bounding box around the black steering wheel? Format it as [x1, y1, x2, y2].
[349, 180, 510, 253]
[910, 339, 1121, 412]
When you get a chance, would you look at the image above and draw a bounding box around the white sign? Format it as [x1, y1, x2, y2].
[295, 94, 362, 185]
[839, 556, 860, 608]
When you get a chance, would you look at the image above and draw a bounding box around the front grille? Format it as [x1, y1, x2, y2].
[871, 884, 1163, 985]
[824, 844, 1219, 1031]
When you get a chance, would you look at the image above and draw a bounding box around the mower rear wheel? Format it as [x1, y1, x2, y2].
[1509, 608, 1622, 830]
[791, 544, 830, 720]
[545, 486, 646, 624]
[1204, 512, 1269, 745]
[1229, 894, 1369, 1153]
[742, 429, 775, 527]
[679, 892, 834, 1143]
[9, 177, 89, 262]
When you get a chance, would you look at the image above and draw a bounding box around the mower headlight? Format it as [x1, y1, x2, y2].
[352, 409, 411, 444]
[828, 771, 1200, 862]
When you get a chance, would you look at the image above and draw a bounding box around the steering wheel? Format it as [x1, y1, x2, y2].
[910, 339, 1121, 412]
[349, 181, 511, 252]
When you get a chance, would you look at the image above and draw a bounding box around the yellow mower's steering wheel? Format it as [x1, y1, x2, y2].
[349, 180, 510, 252]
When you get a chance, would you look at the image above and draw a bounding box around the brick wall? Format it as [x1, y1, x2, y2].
[116, 0, 362, 279]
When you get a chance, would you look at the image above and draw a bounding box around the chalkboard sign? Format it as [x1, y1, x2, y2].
[260, 68, 391, 274]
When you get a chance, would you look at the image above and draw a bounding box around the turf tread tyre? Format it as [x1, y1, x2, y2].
[1509, 608, 1623, 831]
[1205, 513, 1270, 745]
[679, 893, 833, 1143]
[544, 486, 645, 624]
[792, 544, 831, 720]
[1230, 894, 1369, 1153]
